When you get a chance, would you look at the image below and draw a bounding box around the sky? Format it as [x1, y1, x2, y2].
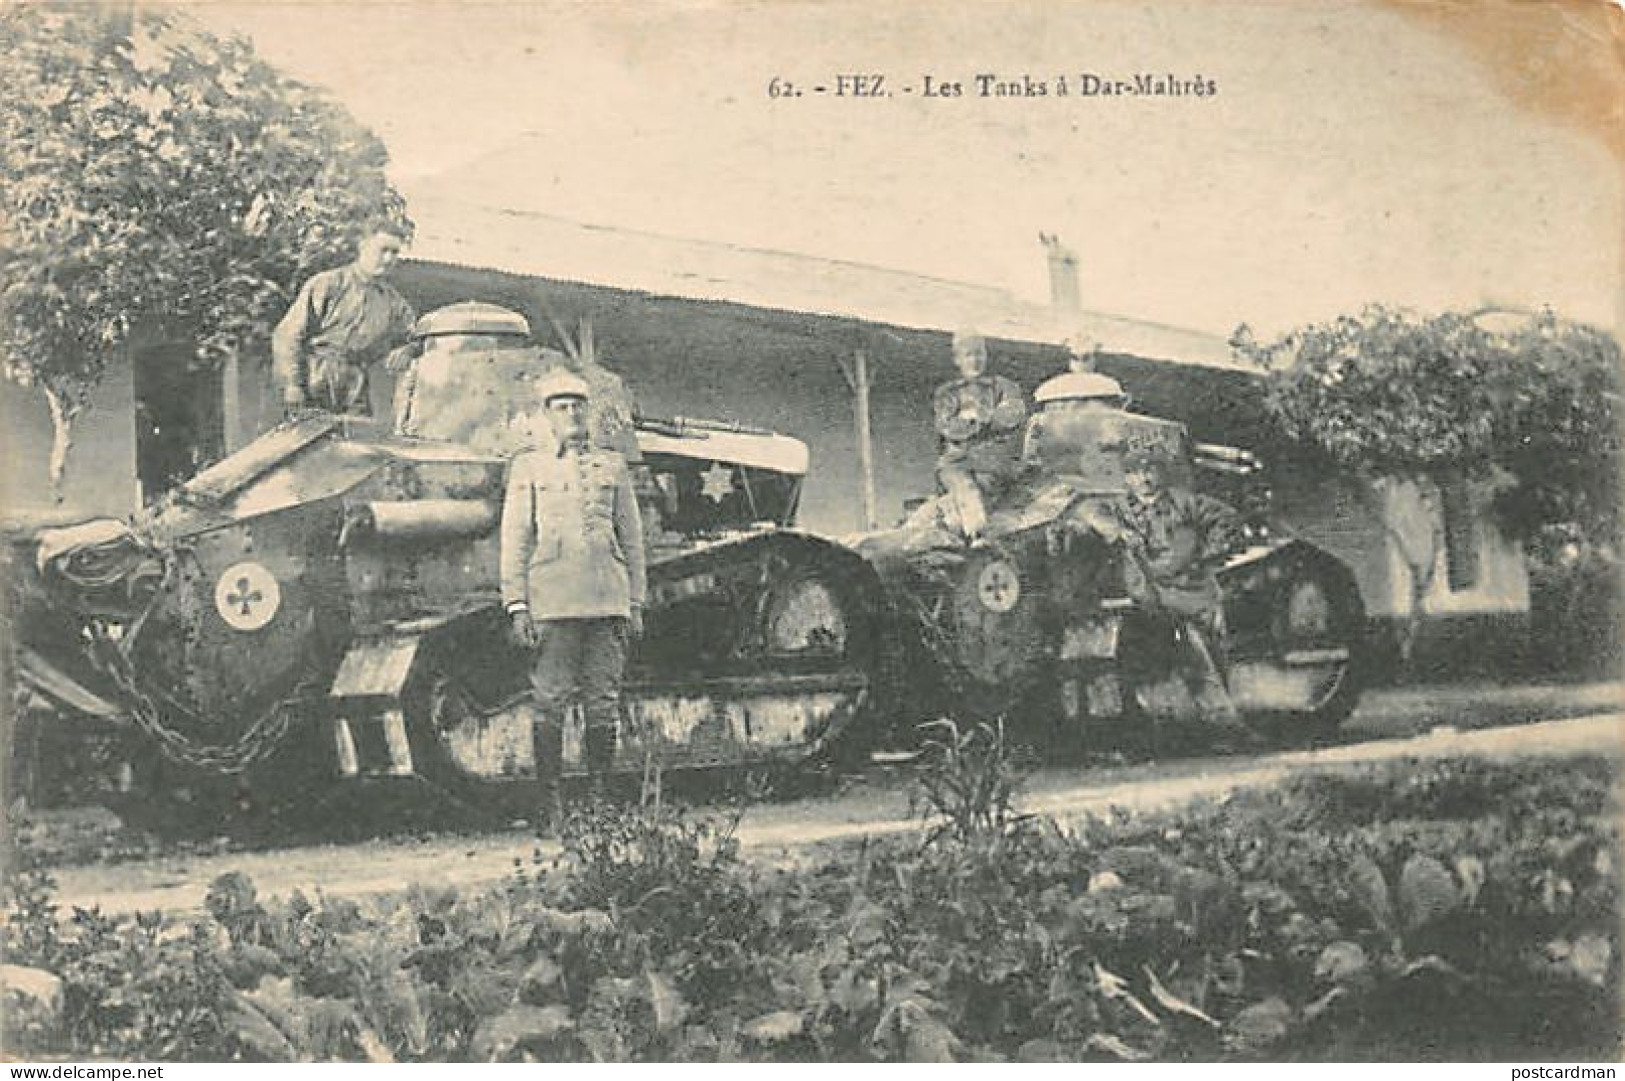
[190, 0, 1623, 340]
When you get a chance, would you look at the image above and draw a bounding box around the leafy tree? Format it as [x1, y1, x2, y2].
[1482, 313, 1623, 550]
[1231, 305, 1622, 661]
[0, 5, 410, 495]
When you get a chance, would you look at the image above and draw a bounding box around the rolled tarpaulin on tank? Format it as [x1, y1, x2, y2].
[363, 500, 498, 539]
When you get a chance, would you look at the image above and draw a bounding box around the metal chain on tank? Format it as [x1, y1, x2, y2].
[896, 565, 977, 706]
[893, 533, 1058, 731]
[84, 554, 306, 775]
[94, 642, 302, 774]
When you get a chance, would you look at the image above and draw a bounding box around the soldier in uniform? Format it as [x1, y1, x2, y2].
[1113, 445, 1254, 743]
[933, 328, 1029, 540]
[500, 370, 647, 826]
[272, 222, 417, 417]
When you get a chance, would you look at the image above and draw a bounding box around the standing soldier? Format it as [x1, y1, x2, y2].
[501, 370, 646, 828]
[1115, 446, 1254, 744]
[933, 328, 1028, 540]
[272, 221, 417, 417]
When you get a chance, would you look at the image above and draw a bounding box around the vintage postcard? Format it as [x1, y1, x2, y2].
[2, 0, 1621, 1065]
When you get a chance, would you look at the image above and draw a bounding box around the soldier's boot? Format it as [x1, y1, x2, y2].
[541, 784, 566, 836]
[938, 467, 988, 542]
[531, 709, 566, 835]
[1182, 625, 1259, 754]
[1195, 684, 1258, 755]
[583, 723, 617, 802]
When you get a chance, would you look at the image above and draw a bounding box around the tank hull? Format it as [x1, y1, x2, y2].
[324, 531, 888, 810]
[15, 328, 1369, 831]
[853, 486, 1366, 751]
[19, 417, 891, 830]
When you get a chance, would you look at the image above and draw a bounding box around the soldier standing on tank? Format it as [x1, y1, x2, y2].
[1115, 447, 1255, 745]
[933, 328, 1028, 541]
[501, 370, 647, 828]
[272, 221, 417, 418]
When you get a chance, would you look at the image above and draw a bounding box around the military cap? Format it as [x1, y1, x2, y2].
[953, 326, 988, 351]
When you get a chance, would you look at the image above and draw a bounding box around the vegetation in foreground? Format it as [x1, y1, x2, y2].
[2, 744, 1618, 1062]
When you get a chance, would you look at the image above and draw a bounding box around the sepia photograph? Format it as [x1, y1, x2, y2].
[1, 0, 1622, 1064]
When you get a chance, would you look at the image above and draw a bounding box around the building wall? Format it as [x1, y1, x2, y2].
[1270, 467, 1396, 616]
[1381, 476, 1529, 617]
[0, 367, 138, 529]
[1270, 464, 1529, 621]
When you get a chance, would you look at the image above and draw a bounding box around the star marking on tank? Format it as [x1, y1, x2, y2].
[701, 461, 735, 503]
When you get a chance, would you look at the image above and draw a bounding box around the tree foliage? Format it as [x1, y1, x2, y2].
[0, 5, 410, 485]
[1232, 306, 1623, 546]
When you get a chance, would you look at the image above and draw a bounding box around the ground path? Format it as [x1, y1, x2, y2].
[41, 695, 1622, 919]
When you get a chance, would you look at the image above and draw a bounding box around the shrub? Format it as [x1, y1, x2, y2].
[2, 754, 1617, 1061]
[909, 719, 1032, 846]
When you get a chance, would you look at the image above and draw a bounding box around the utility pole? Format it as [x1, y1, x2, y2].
[835, 348, 878, 530]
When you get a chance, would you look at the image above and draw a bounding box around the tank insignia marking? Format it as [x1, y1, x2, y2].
[700, 461, 736, 503]
[977, 559, 1021, 612]
[214, 561, 281, 631]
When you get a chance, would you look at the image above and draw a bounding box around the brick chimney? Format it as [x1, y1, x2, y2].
[1040, 232, 1080, 312]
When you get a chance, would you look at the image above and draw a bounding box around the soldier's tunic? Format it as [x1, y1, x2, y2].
[500, 442, 647, 783]
[271, 263, 416, 415]
[1117, 487, 1240, 617]
[933, 373, 1029, 537]
[1114, 486, 1246, 727]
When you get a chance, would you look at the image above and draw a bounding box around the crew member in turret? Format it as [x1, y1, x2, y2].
[272, 221, 417, 417]
[501, 370, 647, 827]
[933, 328, 1028, 540]
[1063, 332, 1102, 373]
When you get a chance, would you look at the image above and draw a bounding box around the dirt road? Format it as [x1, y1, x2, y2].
[41, 708, 1623, 919]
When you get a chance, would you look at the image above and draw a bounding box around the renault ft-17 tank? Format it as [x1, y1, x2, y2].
[852, 367, 1366, 753]
[17, 303, 1364, 831]
[20, 302, 890, 829]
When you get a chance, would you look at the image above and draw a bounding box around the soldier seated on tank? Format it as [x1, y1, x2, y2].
[1113, 446, 1256, 745]
[933, 328, 1028, 541]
